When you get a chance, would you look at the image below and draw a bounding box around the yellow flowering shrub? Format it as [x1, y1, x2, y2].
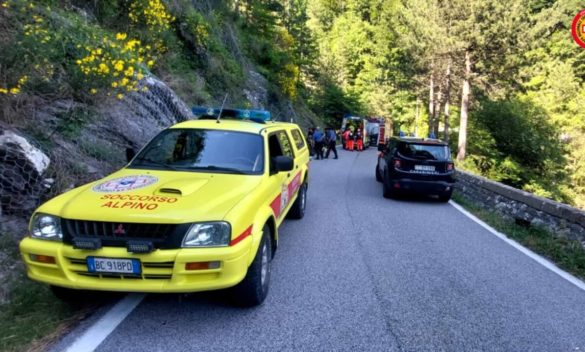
[0, 0, 167, 99]
[129, 0, 174, 30]
[128, 0, 175, 52]
[180, 9, 211, 53]
[75, 33, 155, 96]
[0, 76, 28, 95]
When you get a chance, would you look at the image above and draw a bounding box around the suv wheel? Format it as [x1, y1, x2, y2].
[438, 191, 452, 202]
[382, 169, 394, 199]
[375, 163, 382, 182]
[231, 225, 272, 307]
[288, 183, 307, 219]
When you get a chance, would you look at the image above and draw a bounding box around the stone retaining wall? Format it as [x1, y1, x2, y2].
[455, 170, 585, 246]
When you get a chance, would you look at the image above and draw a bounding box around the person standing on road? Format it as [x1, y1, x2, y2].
[356, 128, 364, 151]
[313, 127, 325, 160]
[342, 128, 351, 150]
[325, 127, 338, 159]
[307, 127, 315, 157]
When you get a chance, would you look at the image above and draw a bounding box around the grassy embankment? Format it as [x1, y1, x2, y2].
[0, 234, 97, 352]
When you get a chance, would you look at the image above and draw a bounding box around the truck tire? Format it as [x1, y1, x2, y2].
[438, 191, 452, 203]
[231, 226, 272, 307]
[375, 164, 382, 182]
[288, 183, 307, 219]
[383, 170, 394, 199]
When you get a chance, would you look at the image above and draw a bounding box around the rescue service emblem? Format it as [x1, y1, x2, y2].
[93, 175, 158, 193]
[572, 10, 585, 48]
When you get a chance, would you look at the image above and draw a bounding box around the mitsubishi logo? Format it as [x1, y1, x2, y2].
[114, 224, 126, 236]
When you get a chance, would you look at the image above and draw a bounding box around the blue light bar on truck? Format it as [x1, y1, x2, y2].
[192, 107, 271, 122]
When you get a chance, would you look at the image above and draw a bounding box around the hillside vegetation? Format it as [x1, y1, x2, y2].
[1, 0, 585, 209]
[0, 0, 321, 113]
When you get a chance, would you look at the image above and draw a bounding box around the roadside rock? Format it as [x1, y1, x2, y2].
[96, 76, 192, 149]
[0, 128, 50, 217]
[244, 70, 268, 109]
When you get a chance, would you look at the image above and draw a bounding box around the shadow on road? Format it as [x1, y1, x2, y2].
[387, 193, 451, 204]
[142, 289, 253, 310]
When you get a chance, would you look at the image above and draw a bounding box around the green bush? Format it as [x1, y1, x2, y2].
[462, 95, 570, 202]
[0, 1, 160, 101]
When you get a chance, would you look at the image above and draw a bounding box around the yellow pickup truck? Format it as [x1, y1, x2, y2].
[20, 108, 310, 306]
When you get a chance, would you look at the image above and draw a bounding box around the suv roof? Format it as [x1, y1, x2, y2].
[391, 136, 448, 146]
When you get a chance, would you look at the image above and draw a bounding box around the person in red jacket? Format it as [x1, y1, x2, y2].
[342, 128, 352, 150]
[356, 128, 364, 151]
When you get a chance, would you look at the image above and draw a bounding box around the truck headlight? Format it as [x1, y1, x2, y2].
[182, 222, 230, 247]
[30, 214, 63, 241]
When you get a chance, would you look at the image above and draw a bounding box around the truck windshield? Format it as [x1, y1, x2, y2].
[129, 129, 264, 175]
[398, 143, 451, 161]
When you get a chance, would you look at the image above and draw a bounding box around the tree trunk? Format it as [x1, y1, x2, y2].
[415, 98, 420, 137]
[428, 67, 434, 138]
[434, 85, 442, 137]
[234, 0, 239, 14]
[457, 50, 471, 162]
[444, 59, 451, 143]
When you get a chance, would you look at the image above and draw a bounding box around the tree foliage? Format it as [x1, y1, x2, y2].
[291, 0, 584, 207]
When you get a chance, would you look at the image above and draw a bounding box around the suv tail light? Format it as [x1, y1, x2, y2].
[393, 159, 401, 169]
[447, 163, 454, 171]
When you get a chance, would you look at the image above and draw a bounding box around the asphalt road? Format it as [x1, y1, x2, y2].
[54, 148, 585, 351]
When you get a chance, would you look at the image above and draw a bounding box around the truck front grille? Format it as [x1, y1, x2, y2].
[61, 219, 185, 249]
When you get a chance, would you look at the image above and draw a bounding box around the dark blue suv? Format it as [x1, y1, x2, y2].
[375, 137, 455, 201]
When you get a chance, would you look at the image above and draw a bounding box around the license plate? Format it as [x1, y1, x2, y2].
[87, 257, 141, 274]
[415, 165, 435, 172]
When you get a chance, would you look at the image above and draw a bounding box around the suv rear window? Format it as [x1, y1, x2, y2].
[397, 143, 450, 161]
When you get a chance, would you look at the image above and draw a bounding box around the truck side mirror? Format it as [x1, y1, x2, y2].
[126, 148, 136, 162]
[271, 156, 294, 174]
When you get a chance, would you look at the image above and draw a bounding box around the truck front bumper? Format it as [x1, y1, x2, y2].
[19, 236, 252, 293]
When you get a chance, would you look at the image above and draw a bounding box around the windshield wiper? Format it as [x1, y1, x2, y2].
[132, 157, 179, 171]
[190, 165, 247, 174]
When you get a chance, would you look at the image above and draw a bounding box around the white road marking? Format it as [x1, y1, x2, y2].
[449, 200, 585, 292]
[65, 293, 145, 352]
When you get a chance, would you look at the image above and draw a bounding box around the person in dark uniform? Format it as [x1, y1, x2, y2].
[313, 127, 325, 160]
[325, 127, 338, 159]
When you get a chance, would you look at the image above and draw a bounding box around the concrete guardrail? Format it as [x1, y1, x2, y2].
[455, 170, 585, 247]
